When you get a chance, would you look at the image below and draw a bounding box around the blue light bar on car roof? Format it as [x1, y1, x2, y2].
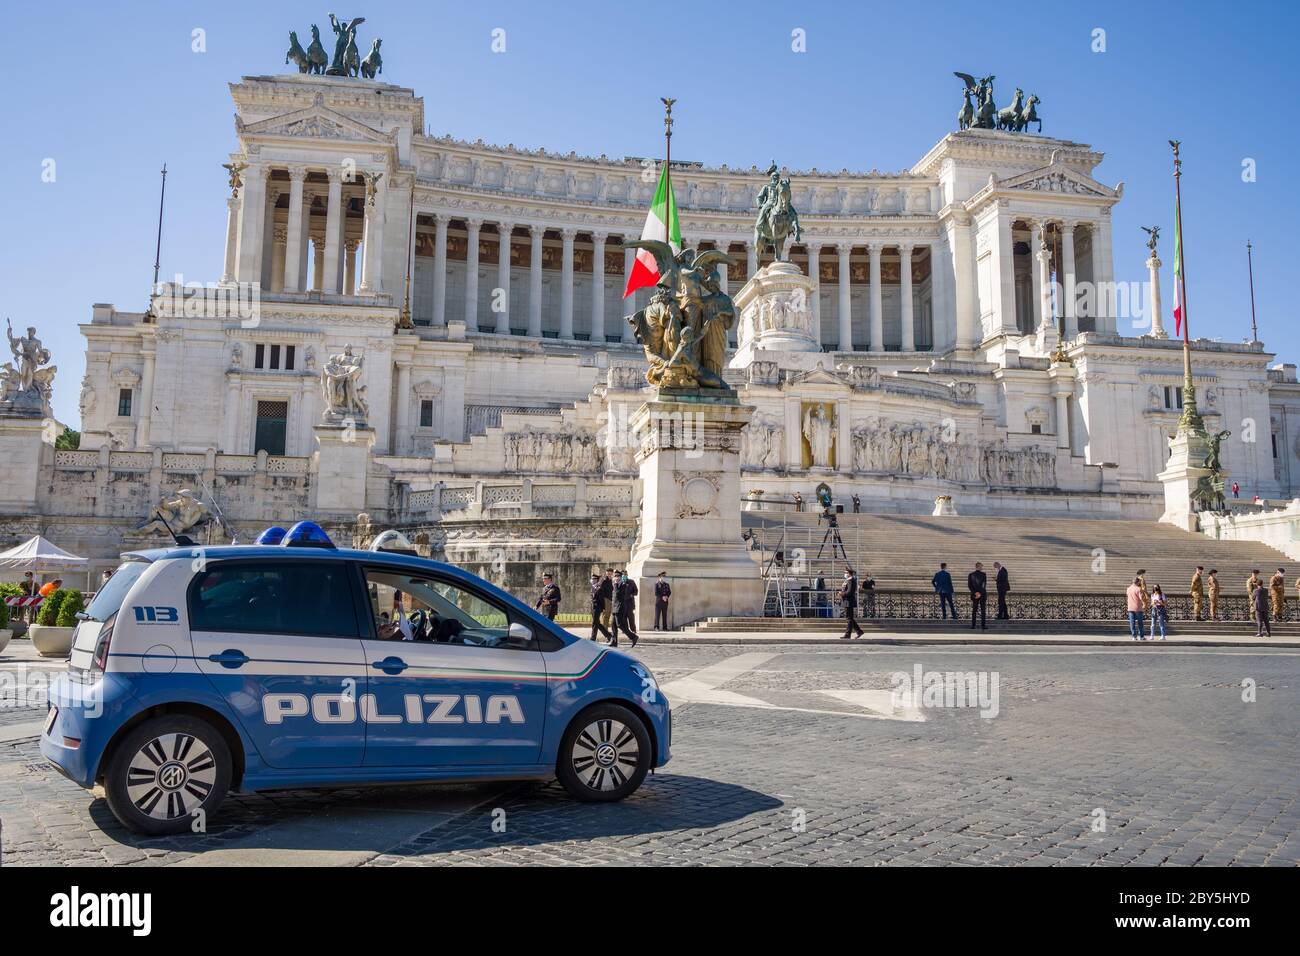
[281, 521, 336, 549]
[255, 526, 288, 545]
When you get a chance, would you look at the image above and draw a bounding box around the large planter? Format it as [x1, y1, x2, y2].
[29, 624, 75, 658]
[0, 629, 11, 655]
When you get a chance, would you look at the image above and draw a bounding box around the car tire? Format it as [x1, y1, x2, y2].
[557, 703, 652, 802]
[104, 715, 232, 836]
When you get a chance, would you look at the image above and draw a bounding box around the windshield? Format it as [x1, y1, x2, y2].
[84, 559, 151, 622]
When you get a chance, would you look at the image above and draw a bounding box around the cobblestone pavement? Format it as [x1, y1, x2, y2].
[1, 643, 1297, 865]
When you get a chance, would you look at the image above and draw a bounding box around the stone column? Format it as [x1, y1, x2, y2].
[135, 348, 156, 448]
[1036, 223, 1054, 331]
[836, 244, 853, 351]
[343, 239, 359, 295]
[358, 176, 385, 293]
[322, 168, 343, 294]
[394, 360, 411, 455]
[559, 227, 576, 340]
[1060, 219, 1078, 337]
[899, 242, 915, 352]
[1146, 252, 1167, 338]
[495, 221, 514, 334]
[806, 242, 822, 346]
[223, 377, 240, 452]
[746, 242, 758, 279]
[622, 241, 637, 342]
[1091, 218, 1115, 332]
[1028, 218, 1044, 329]
[463, 218, 482, 331]
[270, 227, 287, 293]
[950, 214, 979, 349]
[406, 211, 419, 320]
[283, 166, 307, 292]
[1054, 389, 1071, 450]
[868, 242, 884, 352]
[590, 231, 606, 343]
[223, 195, 240, 283]
[716, 241, 730, 295]
[312, 238, 325, 292]
[432, 213, 449, 326]
[235, 164, 268, 283]
[528, 225, 544, 337]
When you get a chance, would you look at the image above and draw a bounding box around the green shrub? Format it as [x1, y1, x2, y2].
[0, 598, 8, 630]
[36, 588, 69, 627]
[56, 590, 85, 628]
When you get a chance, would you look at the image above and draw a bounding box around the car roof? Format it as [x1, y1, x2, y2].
[125, 545, 474, 581]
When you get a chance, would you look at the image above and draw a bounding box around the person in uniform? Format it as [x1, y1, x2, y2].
[839, 567, 863, 639]
[1269, 568, 1286, 621]
[994, 561, 1011, 620]
[599, 568, 615, 634]
[1246, 569, 1263, 611]
[588, 573, 613, 643]
[611, 571, 640, 648]
[1207, 569, 1221, 621]
[534, 572, 561, 621]
[653, 572, 671, 631]
[1190, 566, 1205, 621]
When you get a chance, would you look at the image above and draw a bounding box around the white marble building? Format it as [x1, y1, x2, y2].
[10, 69, 1300, 580]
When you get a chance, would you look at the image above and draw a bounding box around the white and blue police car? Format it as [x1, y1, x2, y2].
[41, 522, 670, 835]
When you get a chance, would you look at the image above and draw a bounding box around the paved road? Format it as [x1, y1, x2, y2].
[2, 640, 1297, 866]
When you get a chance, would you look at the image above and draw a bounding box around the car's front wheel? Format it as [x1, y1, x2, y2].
[103, 715, 232, 835]
[557, 703, 651, 802]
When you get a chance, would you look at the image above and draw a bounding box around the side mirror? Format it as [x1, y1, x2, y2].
[509, 621, 533, 642]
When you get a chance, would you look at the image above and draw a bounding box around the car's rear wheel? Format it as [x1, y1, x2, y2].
[104, 715, 232, 835]
[557, 703, 651, 802]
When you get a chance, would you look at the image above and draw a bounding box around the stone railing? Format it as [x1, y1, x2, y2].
[408, 478, 637, 520]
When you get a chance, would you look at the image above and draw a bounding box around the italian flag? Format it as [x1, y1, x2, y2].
[623, 163, 681, 298]
[1172, 201, 1184, 338]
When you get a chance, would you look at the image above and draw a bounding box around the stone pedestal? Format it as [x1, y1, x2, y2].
[0, 415, 53, 513]
[313, 422, 376, 520]
[729, 261, 822, 372]
[1157, 429, 1213, 532]
[625, 391, 763, 630]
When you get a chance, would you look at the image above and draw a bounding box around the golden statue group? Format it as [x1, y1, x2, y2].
[625, 242, 739, 391]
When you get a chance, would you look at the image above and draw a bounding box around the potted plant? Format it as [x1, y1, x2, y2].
[0, 582, 21, 644]
[0, 592, 11, 655]
[31, 587, 79, 658]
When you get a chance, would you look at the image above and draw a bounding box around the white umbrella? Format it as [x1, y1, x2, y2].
[0, 535, 88, 573]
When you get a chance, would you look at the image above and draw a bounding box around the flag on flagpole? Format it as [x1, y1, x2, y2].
[623, 163, 681, 298]
[1172, 200, 1184, 338]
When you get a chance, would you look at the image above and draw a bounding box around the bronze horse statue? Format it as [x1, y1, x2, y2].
[360, 38, 383, 79]
[997, 88, 1024, 131]
[754, 178, 802, 262]
[1017, 94, 1042, 133]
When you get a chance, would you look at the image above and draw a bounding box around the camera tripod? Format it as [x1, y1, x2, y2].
[816, 510, 848, 562]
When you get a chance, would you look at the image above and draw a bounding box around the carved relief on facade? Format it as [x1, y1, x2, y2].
[503, 428, 603, 474]
[741, 415, 784, 472]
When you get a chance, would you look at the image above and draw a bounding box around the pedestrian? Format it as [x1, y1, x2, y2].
[1126, 577, 1146, 640]
[839, 566, 864, 639]
[968, 562, 988, 631]
[932, 562, 956, 620]
[1270, 567, 1286, 620]
[612, 571, 639, 648]
[1207, 569, 1220, 621]
[994, 561, 1011, 620]
[653, 571, 671, 630]
[851, 494, 861, 514]
[600, 568, 615, 634]
[1253, 578, 1272, 638]
[534, 572, 561, 621]
[1246, 569, 1263, 611]
[588, 573, 614, 643]
[1190, 565, 1205, 621]
[1136, 569, 1151, 613]
[793, 491, 804, 513]
[19, 571, 34, 623]
[860, 569, 876, 617]
[38, 577, 62, 599]
[1232, 480, 1240, 499]
[1150, 585, 1169, 640]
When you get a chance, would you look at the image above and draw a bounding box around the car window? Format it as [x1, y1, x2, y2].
[363, 568, 531, 650]
[85, 559, 151, 622]
[190, 561, 358, 638]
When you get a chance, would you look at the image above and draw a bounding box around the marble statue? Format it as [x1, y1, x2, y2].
[626, 243, 736, 390]
[803, 404, 835, 468]
[2, 320, 56, 414]
[753, 162, 802, 261]
[132, 489, 213, 538]
[742, 416, 784, 471]
[321, 345, 368, 421]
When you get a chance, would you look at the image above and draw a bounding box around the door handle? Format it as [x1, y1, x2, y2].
[208, 649, 250, 669]
[371, 656, 409, 675]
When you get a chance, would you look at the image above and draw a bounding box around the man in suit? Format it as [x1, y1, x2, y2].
[994, 561, 1010, 620]
[534, 572, 561, 621]
[839, 567, 864, 639]
[612, 571, 640, 647]
[653, 572, 672, 630]
[968, 562, 988, 631]
[588, 573, 613, 643]
[932, 562, 956, 620]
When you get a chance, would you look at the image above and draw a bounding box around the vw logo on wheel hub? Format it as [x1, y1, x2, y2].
[594, 743, 618, 767]
[157, 761, 188, 791]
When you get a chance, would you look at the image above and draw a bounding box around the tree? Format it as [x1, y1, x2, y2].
[55, 428, 81, 450]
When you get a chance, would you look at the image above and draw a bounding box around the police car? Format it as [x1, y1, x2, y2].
[41, 522, 670, 835]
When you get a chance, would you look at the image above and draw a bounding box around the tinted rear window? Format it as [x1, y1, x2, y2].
[189, 561, 358, 638]
[85, 560, 151, 622]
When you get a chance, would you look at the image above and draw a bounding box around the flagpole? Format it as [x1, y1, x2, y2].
[1170, 140, 1203, 437]
[1247, 239, 1258, 344]
[144, 163, 167, 322]
[661, 97, 675, 242]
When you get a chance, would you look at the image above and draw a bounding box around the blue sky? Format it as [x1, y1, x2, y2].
[5, 0, 1295, 427]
